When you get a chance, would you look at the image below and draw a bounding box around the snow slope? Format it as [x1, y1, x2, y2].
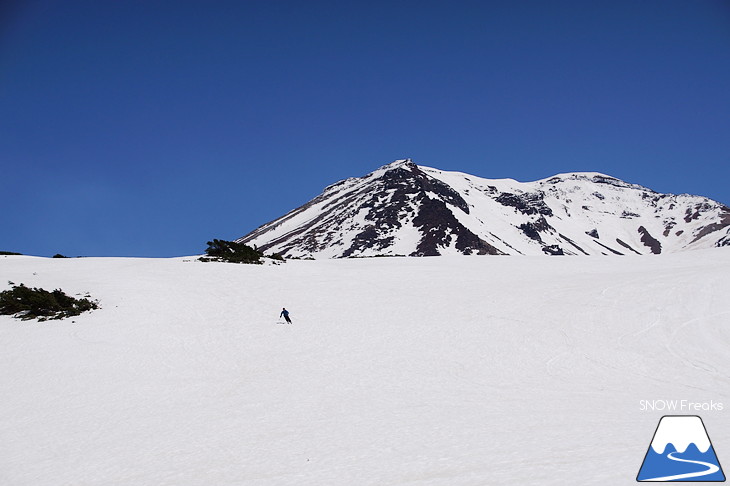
[1, 250, 729, 485]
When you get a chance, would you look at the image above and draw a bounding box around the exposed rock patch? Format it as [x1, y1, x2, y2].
[496, 192, 553, 216]
[638, 226, 662, 254]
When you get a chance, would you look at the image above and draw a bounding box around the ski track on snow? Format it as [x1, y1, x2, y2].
[666, 311, 730, 385]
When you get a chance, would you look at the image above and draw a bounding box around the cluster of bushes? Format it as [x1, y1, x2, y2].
[1, 251, 69, 258]
[200, 239, 285, 264]
[0, 283, 99, 321]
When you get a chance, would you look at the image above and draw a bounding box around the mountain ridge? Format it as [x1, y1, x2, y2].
[238, 160, 730, 258]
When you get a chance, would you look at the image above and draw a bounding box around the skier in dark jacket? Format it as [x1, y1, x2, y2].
[280, 307, 292, 324]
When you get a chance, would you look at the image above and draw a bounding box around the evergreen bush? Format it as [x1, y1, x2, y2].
[0, 284, 99, 321]
[202, 239, 265, 264]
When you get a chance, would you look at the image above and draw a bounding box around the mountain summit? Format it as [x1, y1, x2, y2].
[238, 160, 730, 258]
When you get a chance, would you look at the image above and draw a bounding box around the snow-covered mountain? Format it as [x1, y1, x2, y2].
[239, 159, 730, 258]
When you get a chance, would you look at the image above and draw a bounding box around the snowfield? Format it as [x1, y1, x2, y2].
[1, 250, 729, 485]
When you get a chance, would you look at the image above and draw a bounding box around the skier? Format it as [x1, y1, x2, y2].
[280, 307, 292, 324]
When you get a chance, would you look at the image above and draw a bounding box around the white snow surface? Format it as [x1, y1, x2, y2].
[2, 250, 730, 485]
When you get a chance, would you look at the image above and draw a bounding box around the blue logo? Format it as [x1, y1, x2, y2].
[637, 415, 725, 482]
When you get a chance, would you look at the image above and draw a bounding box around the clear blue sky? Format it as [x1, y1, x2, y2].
[2, 0, 729, 257]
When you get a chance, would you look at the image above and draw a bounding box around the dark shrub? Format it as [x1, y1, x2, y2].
[203, 239, 265, 264]
[0, 284, 99, 321]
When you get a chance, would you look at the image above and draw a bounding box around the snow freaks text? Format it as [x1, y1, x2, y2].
[639, 400, 724, 412]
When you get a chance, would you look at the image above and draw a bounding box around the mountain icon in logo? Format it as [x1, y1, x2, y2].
[637, 415, 725, 482]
